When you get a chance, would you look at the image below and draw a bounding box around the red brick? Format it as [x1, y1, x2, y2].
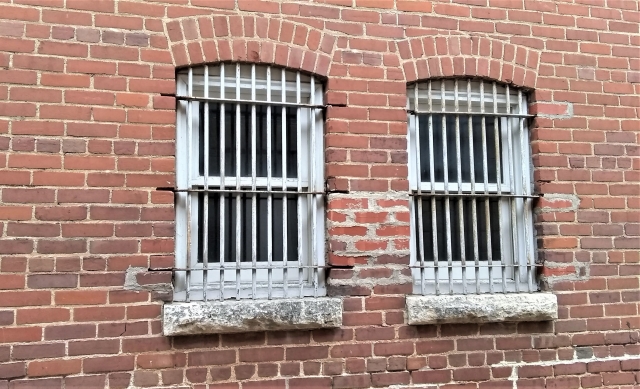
[333, 374, 371, 388]
[0, 206, 32, 221]
[412, 369, 452, 384]
[16, 308, 69, 324]
[27, 359, 81, 377]
[0, 291, 50, 307]
[27, 274, 77, 288]
[12, 343, 64, 360]
[65, 375, 107, 389]
[0, 274, 24, 290]
[0, 362, 26, 379]
[0, 326, 41, 343]
[0, 4, 41, 21]
[68, 339, 120, 356]
[84, 355, 134, 373]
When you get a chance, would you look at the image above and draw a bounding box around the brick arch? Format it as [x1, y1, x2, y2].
[398, 35, 540, 89]
[164, 16, 335, 77]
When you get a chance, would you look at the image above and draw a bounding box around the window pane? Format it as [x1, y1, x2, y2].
[199, 103, 298, 179]
[418, 114, 502, 184]
[415, 197, 501, 263]
[197, 193, 299, 264]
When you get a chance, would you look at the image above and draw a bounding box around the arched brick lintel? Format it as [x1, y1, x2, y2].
[399, 36, 540, 90]
[164, 16, 335, 78]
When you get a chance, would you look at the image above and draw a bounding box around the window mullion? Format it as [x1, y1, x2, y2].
[480, 81, 494, 295]
[494, 82, 507, 294]
[266, 66, 273, 300]
[310, 76, 318, 298]
[250, 64, 257, 300]
[454, 80, 467, 295]
[281, 68, 289, 298]
[185, 67, 193, 303]
[519, 90, 533, 293]
[506, 84, 520, 294]
[428, 80, 439, 295]
[440, 81, 454, 294]
[218, 65, 226, 301]
[467, 79, 480, 294]
[235, 63, 242, 299]
[413, 84, 426, 295]
[296, 71, 303, 298]
[203, 64, 210, 301]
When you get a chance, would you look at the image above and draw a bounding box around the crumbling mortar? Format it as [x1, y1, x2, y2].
[328, 272, 412, 288]
[534, 193, 580, 214]
[540, 261, 590, 291]
[535, 101, 574, 119]
[499, 354, 640, 389]
[354, 264, 410, 284]
[124, 266, 173, 293]
[386, 354, 640, 389]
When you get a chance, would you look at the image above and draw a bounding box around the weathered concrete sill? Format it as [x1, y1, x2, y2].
[406, 293, 558, 325]
[163, 298, 343, 336]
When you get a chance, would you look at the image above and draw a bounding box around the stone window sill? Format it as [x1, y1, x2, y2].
[163, 297, 343, 336]
[406, 293, 558, 325]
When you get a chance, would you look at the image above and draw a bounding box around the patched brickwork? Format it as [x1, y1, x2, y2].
[0, 0, 638, 388]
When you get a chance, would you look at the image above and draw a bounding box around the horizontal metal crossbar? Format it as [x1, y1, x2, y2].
[410, 192, 540, 199]
[173, 265, 331, 270]
[410, 263, 543, 269]
[176, 94, 326, 109]
[170, 188, 324, 195]
[407, 109, 535, 118]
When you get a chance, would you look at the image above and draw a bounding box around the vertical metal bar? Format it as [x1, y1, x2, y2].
[235, 64, 242, 299]
[296, 72, 303, 298]
[267, 66, 273, 299]
[481, 81, 493, 295]
[281, 69, 288, 298]
[506, 85, 519, 294]
[218, 65, 226, 301]
[250, 64, 257, 299]
[310, 76, 318, 298]
[428, 80, 439, 295]
[493, 82, 506, 294]
[441, 81, 453, 294]
[519, 90, 533, 292]
[454, 80, 466, 295]
[202, 66, 210, 301]
[414, 83, 426, 295]
[468, 80, 480, 294]
[186, 68, 193, 303]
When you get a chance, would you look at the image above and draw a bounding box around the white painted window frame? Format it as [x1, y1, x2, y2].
[408, 79, 536, 295]
[174, 63, 325, 301]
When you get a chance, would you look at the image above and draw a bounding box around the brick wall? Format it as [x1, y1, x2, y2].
[0, 0, 638, 388]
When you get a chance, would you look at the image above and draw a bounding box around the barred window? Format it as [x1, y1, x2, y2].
[175, 63, 325, 301]
[408, 79, 536, 295]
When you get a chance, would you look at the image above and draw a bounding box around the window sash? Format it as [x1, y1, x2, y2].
[175, 64, 324, 301]
[408, 79, 535, 295]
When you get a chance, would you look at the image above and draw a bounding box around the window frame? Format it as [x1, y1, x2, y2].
[174, 63, 325, 301]
[407, 78, 537, 295]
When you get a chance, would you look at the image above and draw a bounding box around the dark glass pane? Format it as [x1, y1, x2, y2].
[197, 193, 299, 263]
[415, 197, 501, 263]
[268, 106, 299, 179]
[418, 114, 502, 184]
[199, 104, 298, 179]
